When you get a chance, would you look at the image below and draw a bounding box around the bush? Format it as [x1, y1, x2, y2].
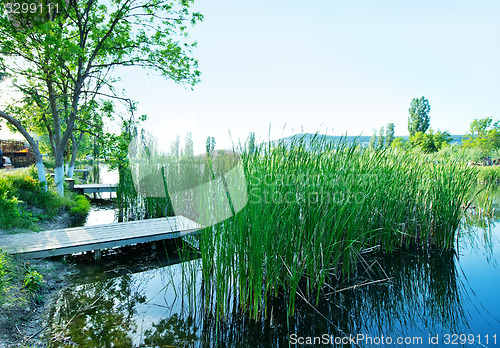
[0, 194, 21, 228]
[23, 268, 44, 292]
[0, 176, 22, 228]
[8, 171, 65, 216]
[0, 166, 90, 229]
[69, 195, 91, 217]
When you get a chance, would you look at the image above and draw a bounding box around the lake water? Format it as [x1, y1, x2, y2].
[47, 179, 500, 347]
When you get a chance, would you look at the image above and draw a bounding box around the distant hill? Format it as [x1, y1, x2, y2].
[271, 133, 465, 147]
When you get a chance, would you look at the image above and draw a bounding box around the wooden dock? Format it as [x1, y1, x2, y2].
[1, 216, 201, 259]
[74, 183, 117, 194]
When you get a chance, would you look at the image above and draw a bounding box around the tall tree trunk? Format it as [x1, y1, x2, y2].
[0, 110, 47, 191]
[54, 152, 65, 195]
[67, 132, 84, 178]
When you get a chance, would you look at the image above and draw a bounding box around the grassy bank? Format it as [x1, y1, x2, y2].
[193, 136, 477, 320]
[0, 248, 75, 346]
[428, 146, 500, 184]
[0, 250, 44, 306]
[476, 166, 500, 184]
[0, 167, 90, 230]
[0, 167, 89, 345]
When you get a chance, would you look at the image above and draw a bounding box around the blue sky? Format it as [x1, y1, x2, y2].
[91, 0, 500, 151]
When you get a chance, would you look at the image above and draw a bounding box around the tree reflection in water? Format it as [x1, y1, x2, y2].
[48, 275, 146, 347]
[46, 245, 475, 347]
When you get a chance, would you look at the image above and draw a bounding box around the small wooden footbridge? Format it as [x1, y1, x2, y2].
[65, 178, 117, 198]
[1, 216, 201, 259]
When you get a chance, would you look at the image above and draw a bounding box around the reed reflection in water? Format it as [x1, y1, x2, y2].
[47, 244, 485, 347]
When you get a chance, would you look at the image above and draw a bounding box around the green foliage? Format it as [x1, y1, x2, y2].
[0, 250, 11, 305]
[476, 166, 500, 184]
[462, 117, 500, 151]
[369, 129, 377, 149]
[184, 132, 194, 158]
[408, 96, 431, 136]
[385, 123, 395, 147]
[370, 124, 395, 150]
[432, 129, 453, 149]
[170, 135, 181, 159]
[409, 129, 451, 153]
[247, 132, 256, 154]
[205, 136, 216, 155]
[117, 165, 175, 221]
[391, 136, 408, 150]
[432, 145, 488, 163]
[197, 135, 476, 320]
[0, 167, 88, 229]
[69, 195, 91, 217]
[0, 0, 203, 195]
[0, 64, 6, 82]
[102, 115, 144, 172]
[0, 175, 22, 227]
[378, 126, 385, 149]
[23, 268, 43, 292]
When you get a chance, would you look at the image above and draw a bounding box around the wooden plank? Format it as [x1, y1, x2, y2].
[73, 184, 117, 193]
[74, 184, 117, 188]
[2, 217, 198, 249]
[1, 216, 201, 259]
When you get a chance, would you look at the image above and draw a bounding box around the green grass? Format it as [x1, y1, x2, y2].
[0, 166, 90, 229]
[191, 135, 477, 320]
[69, 195, 91, 216]
[0, 250, 11, 305]
[476, 166, 500, 184]
[116, 164, 175, 221]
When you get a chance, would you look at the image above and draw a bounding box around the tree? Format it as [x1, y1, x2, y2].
[385, 123, 395, 147]
[391, 137, 407, 150]
[409, 129, 452, 153]
[66, 98, 106, 177]
[368, 129, 377, 149]
[433, 130, 453, 150]
[0, 0, 202, 194]
[247, 132, 256, 154]
[0, 64, 6, 82]
[408, 97, 431, 136]
[184, 132, 194, 157]
[378, 127, 385, 149]
[205, 136, 215, 155]
[170, 135, 180, 159]
[462, 117, 500, 151]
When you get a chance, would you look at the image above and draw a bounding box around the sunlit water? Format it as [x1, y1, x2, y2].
[47, 179, 500, 347]
[74, 163, 120, 226]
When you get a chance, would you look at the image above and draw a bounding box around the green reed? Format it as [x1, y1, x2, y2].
[116, 165, 175, 221]
[196, 135, 477, 320]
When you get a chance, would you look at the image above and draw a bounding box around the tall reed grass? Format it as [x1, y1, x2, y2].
[116, 165, 175, 221]
[195, 135, 477, 320]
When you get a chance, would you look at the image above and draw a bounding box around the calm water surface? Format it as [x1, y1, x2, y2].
[47, 185, 500, 347]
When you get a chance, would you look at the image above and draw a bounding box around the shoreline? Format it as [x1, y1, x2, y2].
[0, 258, 76, 348]
[0, 213, 79, 348]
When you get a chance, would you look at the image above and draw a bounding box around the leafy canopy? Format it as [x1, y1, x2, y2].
[0, 0, 202, 162]
[462, 117, 500, 151]
[409, 129, 452, 153]
[408, 96, 431, 136]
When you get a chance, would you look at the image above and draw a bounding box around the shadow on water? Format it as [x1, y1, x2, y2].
[76, 162, 119, 186]
[46, 174, 500, 347]
[45, 233, 500, 347]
